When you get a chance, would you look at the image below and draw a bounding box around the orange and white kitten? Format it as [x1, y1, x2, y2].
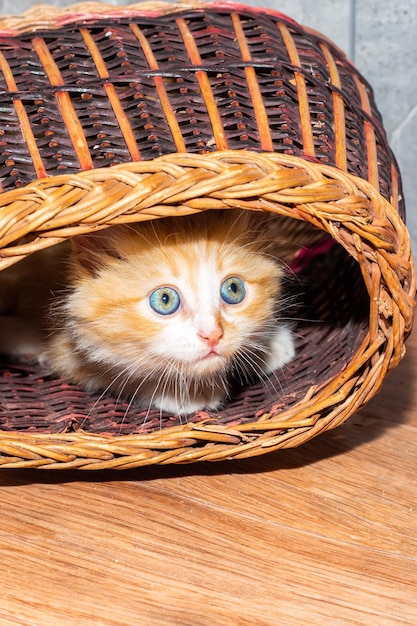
[1, 210, 295, 415]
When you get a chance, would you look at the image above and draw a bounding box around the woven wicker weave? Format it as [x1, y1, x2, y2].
[0, 1, 413, 469]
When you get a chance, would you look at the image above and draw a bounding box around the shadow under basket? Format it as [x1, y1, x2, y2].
[0, 1, 414, 469]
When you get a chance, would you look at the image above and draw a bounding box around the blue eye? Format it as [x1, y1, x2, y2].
[220, 277, 246, 305]
[149, 287, 180, 315]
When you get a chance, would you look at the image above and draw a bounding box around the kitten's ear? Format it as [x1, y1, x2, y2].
[71, 229, 123, 275]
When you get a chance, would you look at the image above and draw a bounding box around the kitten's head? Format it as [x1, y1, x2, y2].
[62, 210, 286, 410]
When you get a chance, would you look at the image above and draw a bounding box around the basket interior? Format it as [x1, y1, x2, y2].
[0, 234, 369, 435]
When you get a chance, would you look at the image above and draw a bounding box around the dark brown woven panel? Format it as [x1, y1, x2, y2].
[0, 6, 401, 213]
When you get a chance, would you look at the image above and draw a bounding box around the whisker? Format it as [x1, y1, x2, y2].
[81, 363, 136, 429]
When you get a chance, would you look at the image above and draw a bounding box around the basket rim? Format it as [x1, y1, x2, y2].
[0, 150, 414, 468]
[0, 150, 413, 274]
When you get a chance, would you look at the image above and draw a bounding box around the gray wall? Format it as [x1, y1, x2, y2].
[1, 0, 416, 254]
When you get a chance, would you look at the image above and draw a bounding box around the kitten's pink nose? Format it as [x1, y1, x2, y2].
[199, 326, 224, 349]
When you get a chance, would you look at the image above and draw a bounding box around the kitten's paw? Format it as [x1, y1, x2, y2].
[152, 392, 224, 416]
[263, 325, 295, 374]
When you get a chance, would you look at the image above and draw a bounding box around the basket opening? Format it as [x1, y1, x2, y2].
[0, 218, 370, 435]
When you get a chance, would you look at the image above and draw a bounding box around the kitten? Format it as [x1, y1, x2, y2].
[0, 210, 296, 415]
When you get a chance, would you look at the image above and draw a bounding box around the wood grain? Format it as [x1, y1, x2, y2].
[0, 325, 415, 625]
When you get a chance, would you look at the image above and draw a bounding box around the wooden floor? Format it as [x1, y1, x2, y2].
[0, 327, 416, 625]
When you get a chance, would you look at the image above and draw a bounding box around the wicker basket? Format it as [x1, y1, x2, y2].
[0, 1, 414, 469]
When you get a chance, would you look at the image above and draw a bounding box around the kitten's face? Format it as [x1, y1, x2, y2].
[66, 212, 282, 385]
[69, 214, 280, 377]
